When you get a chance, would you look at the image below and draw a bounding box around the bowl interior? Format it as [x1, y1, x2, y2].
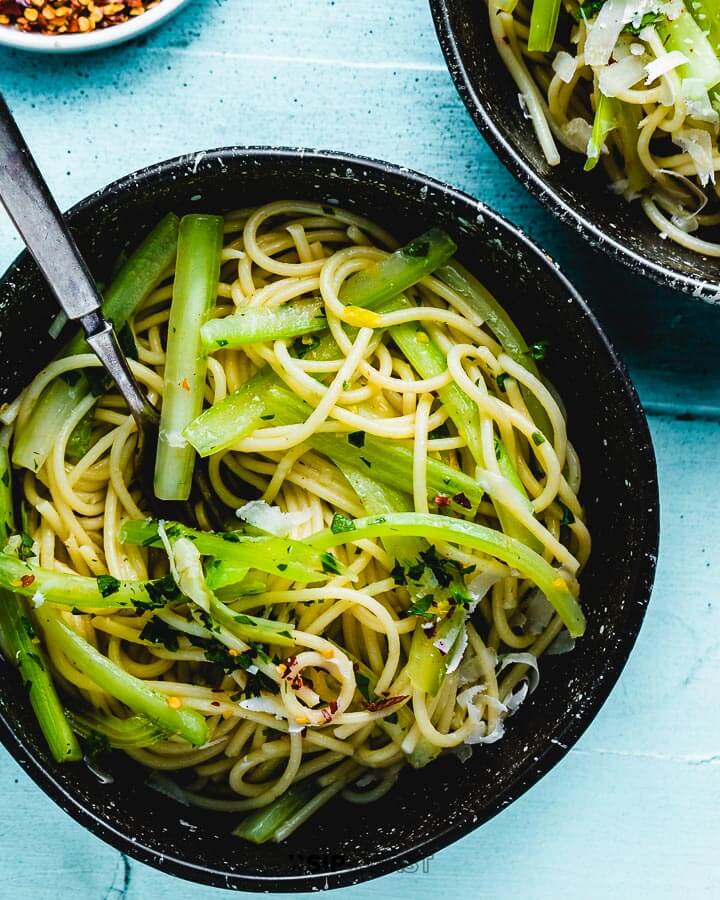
[431, 0, 720, 301]
[0, 149, 658, 891]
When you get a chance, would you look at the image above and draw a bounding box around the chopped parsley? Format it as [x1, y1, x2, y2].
[321, 552, 341, 575]
[293, 334, 320, 358]
[0, 469, 8, 487]
[359, 456, 372, 469]
[558, 501, 576, 526]
[528, 340, 549, 362]
[355, 672, 373, 702]
[496, 373, 509, 393]
[330, 513, 356, 534]
[408, 594, 434, 619]
[532, 431, 546, 446]
[216, 339, 229, 348]
[96, 574, 121, 598]
[348, 431, 365, 448]
[140, 617, 180, 652]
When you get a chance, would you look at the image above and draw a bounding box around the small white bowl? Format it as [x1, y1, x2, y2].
[0, 0, 192, 53]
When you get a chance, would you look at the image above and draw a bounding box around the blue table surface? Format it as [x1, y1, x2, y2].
[0, 2, 719, 897]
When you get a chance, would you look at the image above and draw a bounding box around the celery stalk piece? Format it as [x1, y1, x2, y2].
[528, 0, 562, 53]
[339, 228, 457, 310]
[154, 214, 224, 501]
[65, 709, 166, 749]
[310, 513, 586, 637]
[233, 781, 315, 843]
[406, 606, 465, 695]
[585, 93, 619, 172]
[0, 597, 82, 762]
[662, 4, 720, 90]
[205, 559, 249, 591]
[13, 213, 180, 472]
[39, 611, 207, 746]
[182, 370, 273, 457]
[688, 1, 720, 57]
[120, 518, 340, 583]
[435, 261, 553, 438]
[0, 554, 183, 610]
[201, 300, 327, 351]
[0, 440, 81, 762]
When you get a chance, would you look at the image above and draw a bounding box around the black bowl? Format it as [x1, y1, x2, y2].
[430, 0, 720, 302]
[0, 148, 659, 891]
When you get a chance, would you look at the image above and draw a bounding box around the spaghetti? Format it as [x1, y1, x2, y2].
[489, 0, 720, 255]
[0, 201, 590, 842]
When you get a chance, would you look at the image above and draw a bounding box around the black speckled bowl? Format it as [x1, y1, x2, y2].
[430, 0, 720, 302]
[0, 149, 658, 891]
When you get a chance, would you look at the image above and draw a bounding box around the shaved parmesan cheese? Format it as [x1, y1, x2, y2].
[644, 51, 688, 85]
[172, 537, 212, 612]
[562, 117, 594, 153]
[497, 652, 540, 693]
[466, 568, 504, 613]
[504, 681, 529, 715]
[546, 629, 576, 655]
[457, 685, 507, 745]
[31, 591, 45, 608]
[524, 590, 555, 635]
[457, 654, 485, 688]
[682, 78, 720, 125]
[584, 0, 629, 67]
[675, 128, 716, 186]
[443, 627, 468, 675]
[552, 50, 577, 84]
[236, 500, 303, 537]
[599, 56, 646, 97]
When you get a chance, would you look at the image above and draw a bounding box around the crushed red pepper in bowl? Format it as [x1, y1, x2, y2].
[0, 0, 160, 35]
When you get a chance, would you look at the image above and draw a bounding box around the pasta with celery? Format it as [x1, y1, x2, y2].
[0, 201, 589, 842]
[490, 0, 720, 254]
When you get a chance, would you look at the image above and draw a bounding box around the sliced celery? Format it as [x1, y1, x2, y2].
[39, 611, 207, 746]
[120, 518, 339, 583]
[310, 513, 586, 637]
[155, 214, 224, 500]
[201, 300, 326, 350]
[339, 228, 457, 310]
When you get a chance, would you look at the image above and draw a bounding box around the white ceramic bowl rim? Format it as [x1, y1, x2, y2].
[0, 0, 191, 52]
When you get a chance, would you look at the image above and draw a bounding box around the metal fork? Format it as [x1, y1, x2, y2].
[0, 93, 160, 485]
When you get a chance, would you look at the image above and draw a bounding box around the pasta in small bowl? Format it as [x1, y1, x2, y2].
[431, 0, 720, 301]
[0, 148, 658, 891]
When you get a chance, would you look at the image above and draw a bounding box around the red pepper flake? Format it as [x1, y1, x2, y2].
[290, 675, 304, 691]
[20, 574, 35, 588]
[320, 700, 338, 723]
[433, 494, 450, 507]
[366, 695, 408, 713]
[0, 0, 161, 34]
[210, 700, 221, 708]
[452, 492, 472, 509]
[179, 377, 190, 392]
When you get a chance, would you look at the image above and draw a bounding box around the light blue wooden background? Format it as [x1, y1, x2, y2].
[0, 1, 718, 897]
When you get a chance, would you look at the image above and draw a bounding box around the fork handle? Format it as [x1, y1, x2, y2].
[0, 92, 101, 322]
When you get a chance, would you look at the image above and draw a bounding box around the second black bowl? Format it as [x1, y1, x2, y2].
[0, 148, 658, 891]
[430, 0, 720, 302]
